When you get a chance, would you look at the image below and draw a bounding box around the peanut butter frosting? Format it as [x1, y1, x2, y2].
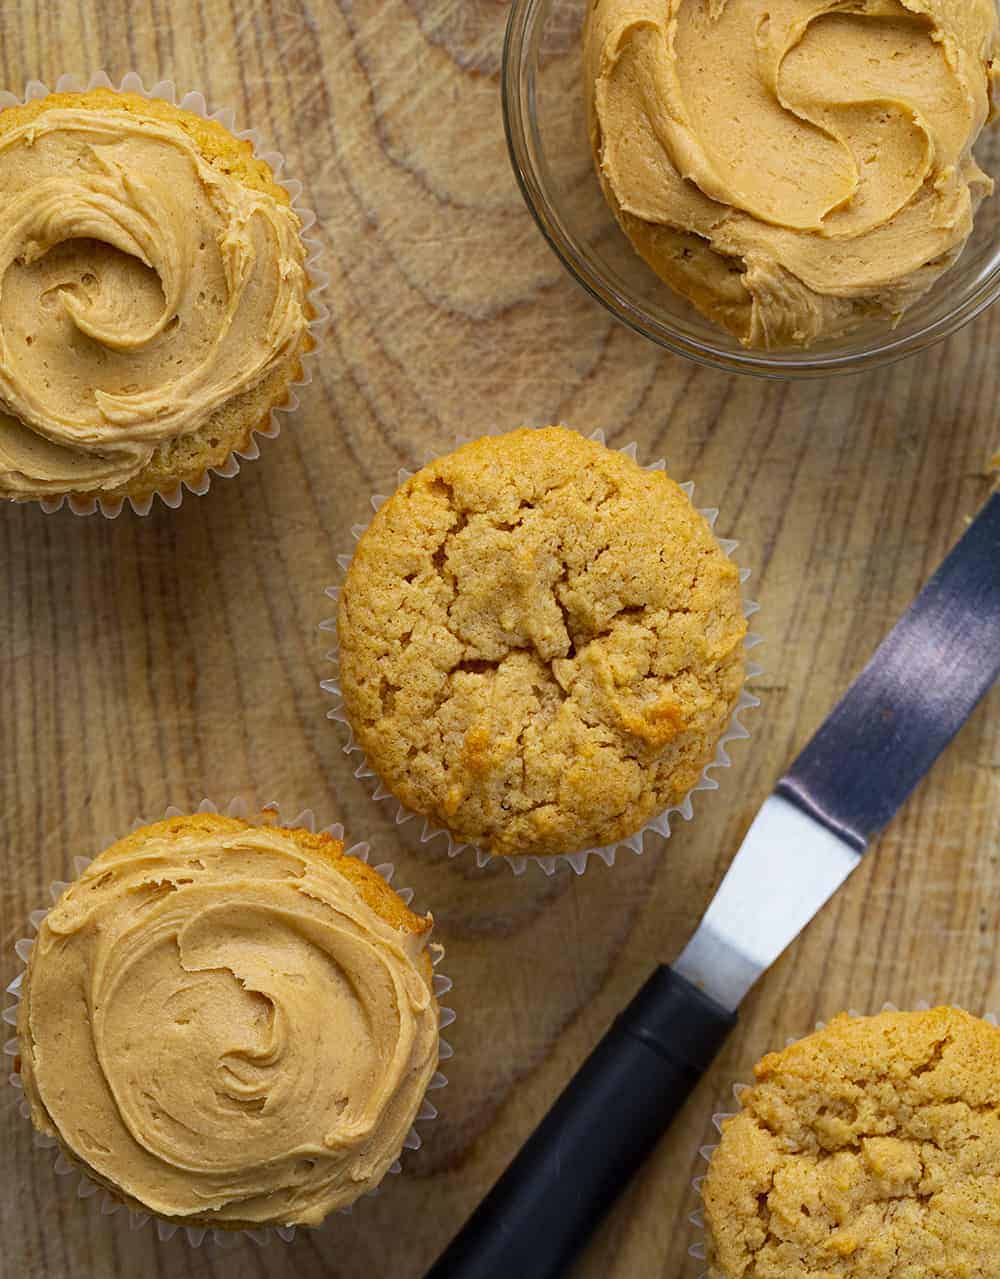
[0, 93, 309, 498]
[703, 1008, 1000, 1277]
[17, 816, 440, 1227]
[337, 428, 747, 859]
[584, 0, 1000, 348]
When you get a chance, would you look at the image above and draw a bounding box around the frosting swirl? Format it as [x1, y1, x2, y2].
[18, 818, 439, 1227]
[584, 0, 999, 347]
[0, 97, 309, 497]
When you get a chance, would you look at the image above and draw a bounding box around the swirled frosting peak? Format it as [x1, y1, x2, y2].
[18, 816, 440, 1227]
[584, 0, 999, 347]
[0, 93, 309, 498]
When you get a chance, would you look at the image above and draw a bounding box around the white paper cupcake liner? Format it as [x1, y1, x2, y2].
[688, 1000, 1000, 1277]
[3, 796, 453, 1249]
[0, 70, 329, 518]
[321, 426, 762, 877]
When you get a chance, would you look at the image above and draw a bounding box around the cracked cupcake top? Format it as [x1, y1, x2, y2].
[703, 1007, 1000, 1278]
[337, 427, 746, 858]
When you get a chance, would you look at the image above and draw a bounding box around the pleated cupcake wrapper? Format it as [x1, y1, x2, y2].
[687, 1000, 1000, 1277]
[321, 426, 762, 877]
[1, 70, 330, 518]
[3, 795, 454, 1248]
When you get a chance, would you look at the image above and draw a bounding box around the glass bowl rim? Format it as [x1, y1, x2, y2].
[500, 0, 1000, 380]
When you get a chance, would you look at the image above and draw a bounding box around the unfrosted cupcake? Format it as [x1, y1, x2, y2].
[16, 811, 440, 1229]
[0, 87, 313, 506]
[336, 426, 747, 859]
[703, 1008, 1000, 1276]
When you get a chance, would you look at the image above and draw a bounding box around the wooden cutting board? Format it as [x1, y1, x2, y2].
[2, 3, 998, 1277]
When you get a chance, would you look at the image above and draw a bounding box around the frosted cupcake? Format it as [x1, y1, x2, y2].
[0, 87, 313, 507]
[336, 426, 747, 860]
[703, 1008, 1000, 1276]
[16, 811, 440, 1229]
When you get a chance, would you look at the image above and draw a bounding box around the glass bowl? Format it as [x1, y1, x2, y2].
[502, 0, 1000, 379]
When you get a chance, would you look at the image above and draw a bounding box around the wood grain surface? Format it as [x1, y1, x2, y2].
[2, 2, 999, 1277]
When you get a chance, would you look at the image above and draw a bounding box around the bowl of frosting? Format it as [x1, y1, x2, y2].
[503, 0, 1000, 377]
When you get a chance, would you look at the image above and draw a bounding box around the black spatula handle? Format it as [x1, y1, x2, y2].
[424, 966, 735, 1279]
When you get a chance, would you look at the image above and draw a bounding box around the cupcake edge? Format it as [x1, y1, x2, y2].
[321, 425, 763, 877]
[2, 70, 330, 518]
[689, 1001, 1000, 1277]
[3, 795, 454, 1249]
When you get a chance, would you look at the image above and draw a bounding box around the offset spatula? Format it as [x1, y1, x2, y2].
[426, 493, 1000, 1279]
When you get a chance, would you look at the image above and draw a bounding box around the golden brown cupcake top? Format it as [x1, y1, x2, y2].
[704, 1007, 1000, 1277]
[584, 0, 998, 348]
[17, 813, 440, 1228]
[0, 89, 310, 499]
[337, 427, 746, 858]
